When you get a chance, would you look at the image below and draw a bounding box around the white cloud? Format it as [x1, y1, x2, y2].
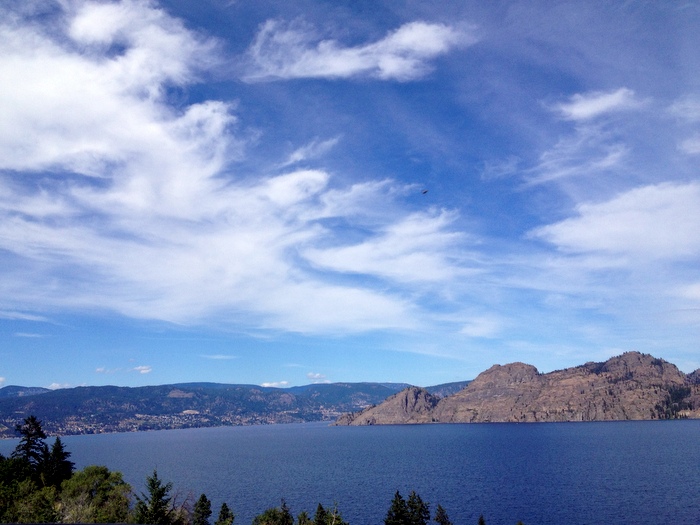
[679, 135, 700, 155]
[244, 20, 474, 81]
[280, 137, 340, 167]
[304, 210, 471, 284]
[306, 372, 329, 383]
[14, 332, 43, 338]
[459, 316, 502, 338]
[48, 383, 70, 390]
[554, 88, 641, 121]
[261, 381, 289, 388]
[133, 365, 152, 374]
[201, 354, 237, 360]
[0, 311, 49, 322]
[0, 2, 471, 335]
[531, 182, 700, 261]
[0, 377, 5, 386]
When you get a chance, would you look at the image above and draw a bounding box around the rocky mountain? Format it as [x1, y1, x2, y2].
[0, 380, 466, 437]
[335, 352, 700, 425]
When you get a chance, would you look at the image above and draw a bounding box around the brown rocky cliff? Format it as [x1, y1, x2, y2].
[335, 352, 700, 425]
[333, 386, 440, 425]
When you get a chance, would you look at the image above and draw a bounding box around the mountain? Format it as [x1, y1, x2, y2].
[0, 385, 51, 398]
[0, 381, 421, 437]
[335, 352, 700, 425]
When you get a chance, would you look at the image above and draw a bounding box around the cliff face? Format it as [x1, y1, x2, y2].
[336, 352, 700, 425]
[334, 386, 440, 425]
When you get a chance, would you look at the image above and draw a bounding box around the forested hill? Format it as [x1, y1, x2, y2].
[0, 381, 468, 437]
[335, 352, 700, 425]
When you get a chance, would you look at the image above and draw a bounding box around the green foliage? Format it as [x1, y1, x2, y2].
[215, 502, 235, 525]
[313, 504, 327, 525]
[58, 465, 131, 523]
[134, 470, 176, 525]
[385, 491, 432, 525]
[385, 491, 410, 525]
[407, 491, 430, 525]
[433, 504, 452, 525]
[11, 416, 48, 472]
[313, 503, 347, 525]
[9, 480, 58, 523]
[252, 500, 294, 525]
[41, 437, 75, 488]
[194, 493, 213, 525]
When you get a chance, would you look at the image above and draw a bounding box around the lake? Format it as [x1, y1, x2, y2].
[2, 420, 699, 525]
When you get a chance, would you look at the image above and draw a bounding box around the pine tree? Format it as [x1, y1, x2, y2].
[215, 502, 234, 525]
[12, 416, 47, 470]
[134, 470, 175, 525]
[477, 515, 486, 525]
[313, 503, 327, 525]
[41, 436, 75, 487]
[193, 494, 213, 525]
[433, 505, 452, 525]
[385, 491, 410, 525]
[407, 491, 430, 525]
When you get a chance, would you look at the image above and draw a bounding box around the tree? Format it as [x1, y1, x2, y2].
[59, 465, 131, 523]
[477, 515, 486, 525]
[215, 502, 234, 525]
[41, 436, 75, 488]
[252, 500, 294, 525]
[193, 494, 213, 525]
[433, 505, 452, 525]
[313, 503, 327, 525]
[134, 470, 175, 525]
[385, 491, 410, 525]
[11, 416, 47, 470]
[407, 491, 430, 525]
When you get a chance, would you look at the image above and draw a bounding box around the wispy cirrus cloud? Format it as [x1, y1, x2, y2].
[553, 88, 642, 121]
[279, 137, 340, 168]
[0, 1, 471, 337]
[201, 354, 237, 360]
[243, 20, 475, 82]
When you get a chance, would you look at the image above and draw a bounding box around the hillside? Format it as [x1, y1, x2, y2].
[335, 352, 700, 425]
[0, 381, 466, 437]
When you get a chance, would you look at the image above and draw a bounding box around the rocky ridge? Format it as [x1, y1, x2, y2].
[335, 352, 700, 425]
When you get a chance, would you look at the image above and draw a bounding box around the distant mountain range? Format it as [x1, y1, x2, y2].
[335, 352, 700, 425]
[0, 380, 469, 437]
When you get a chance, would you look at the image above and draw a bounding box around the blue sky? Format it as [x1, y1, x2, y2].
[1, 0, 699, 390]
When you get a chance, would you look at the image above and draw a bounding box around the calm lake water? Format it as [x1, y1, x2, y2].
[2, 420, 699, 525]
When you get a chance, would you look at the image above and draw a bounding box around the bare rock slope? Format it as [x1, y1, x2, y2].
[335, 352, 700, 425]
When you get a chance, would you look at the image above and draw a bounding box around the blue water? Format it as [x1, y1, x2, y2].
[2, 421, 699, 525]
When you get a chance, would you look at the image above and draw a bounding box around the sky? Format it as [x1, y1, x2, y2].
[1, 0, 699, 390]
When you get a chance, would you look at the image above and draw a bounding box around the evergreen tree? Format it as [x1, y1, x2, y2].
[385, 491, 410, 525]
[41, 436, 75, 487]
[193, 494, 213, 525]
[433, 505, 452, 525]
[477, 515, 486, 525]
[134, 470, 175, 525]
[215, 502, 234, 525]
[11, 415, 47, 470]
[297, 510, 312, 525]
[407, 491, 430, 525]
[313, 503, 327, 525]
